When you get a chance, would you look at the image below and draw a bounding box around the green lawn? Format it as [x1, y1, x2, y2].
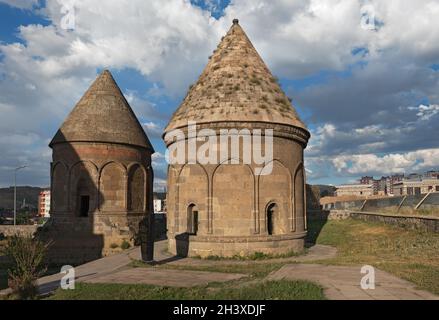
[308, 218, 439, 295]
[6, 217, 439, 299]
[129, 260, 288, 278]
[48, 280, 325, 300]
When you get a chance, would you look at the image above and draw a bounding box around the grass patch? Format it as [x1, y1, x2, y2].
[130, 260, 287, 278]
[308, 218, 439, 294]
[191, 249, 305, 262]
[47, 280, 324, 300]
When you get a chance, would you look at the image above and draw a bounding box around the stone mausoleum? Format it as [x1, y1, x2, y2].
[164, 20, 310, 257]
[42, 70, 154, 263]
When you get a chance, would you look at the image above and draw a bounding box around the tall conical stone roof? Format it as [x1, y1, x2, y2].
[50, 70, 154, 151]
[165, 19, 308, 133]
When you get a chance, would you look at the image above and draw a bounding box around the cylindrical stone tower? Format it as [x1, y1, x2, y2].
[44, 70, 154, 264]
[163, 20, 310, 258]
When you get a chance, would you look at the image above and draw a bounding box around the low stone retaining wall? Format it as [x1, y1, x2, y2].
[308, 210, 438, 233]
[0, 225, 38, 237]
[349, 211, 439, 233]
[322, 192, 439, 213]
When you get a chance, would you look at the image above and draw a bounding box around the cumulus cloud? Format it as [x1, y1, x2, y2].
[1, 0, 439, 187]
[409, 104, 439, 121]
[142, 122, 163, 139]
[331, 149, 439, 176]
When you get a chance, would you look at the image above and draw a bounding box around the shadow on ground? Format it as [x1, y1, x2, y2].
[306, 212, 329, 247]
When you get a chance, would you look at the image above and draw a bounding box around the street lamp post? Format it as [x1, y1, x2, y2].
[14, 166, 27, 226]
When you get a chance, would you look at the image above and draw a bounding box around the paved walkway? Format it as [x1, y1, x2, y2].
[2, 240, 438, 300]
[267, 264, 438, 300]
[85, 268, 246, 287]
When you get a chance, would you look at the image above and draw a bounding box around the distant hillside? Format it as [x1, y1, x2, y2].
[0, 186, 46, 209]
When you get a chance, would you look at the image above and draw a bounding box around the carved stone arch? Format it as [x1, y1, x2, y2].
[52, 160, 68, 174]
[257, 159, 292, 185]
[212, 157, 256, 235]
[258, 159, 291, 234]
[292, 162, 305, 232]
[99, 161, 127, 177]
[176, 163, 209, 235]
[127, 163, 146, 212]
[69, 160, 99, 216]
[100, 161, 127, 212]
[211, 157, 255, 180]
[51, 161, 69, 212]
[127, 162, 147, 176]
[70, 160, 99, 176]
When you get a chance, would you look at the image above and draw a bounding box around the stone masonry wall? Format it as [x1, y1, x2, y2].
[0, 225, 38, 237]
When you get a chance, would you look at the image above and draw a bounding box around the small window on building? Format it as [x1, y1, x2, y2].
[436, 186, 439, 192]
[79, 195, 90, 217]
[266, 203, 279, 236]
[187, 204, 198, 235]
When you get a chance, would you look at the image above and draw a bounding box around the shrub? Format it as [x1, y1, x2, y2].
[4, 234, 51, 300]
[121, 240, 131, 250]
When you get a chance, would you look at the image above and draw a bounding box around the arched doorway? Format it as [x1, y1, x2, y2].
[267, 203, 279, 235]
[187, 204, 199, 235]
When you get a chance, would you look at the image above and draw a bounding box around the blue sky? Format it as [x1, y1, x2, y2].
[0, 0, 438, 189]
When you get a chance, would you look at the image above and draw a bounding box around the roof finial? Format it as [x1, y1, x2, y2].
[233, 18, 239, 25]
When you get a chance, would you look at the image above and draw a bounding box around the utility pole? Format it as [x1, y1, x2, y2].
[14, 166, 27, 226]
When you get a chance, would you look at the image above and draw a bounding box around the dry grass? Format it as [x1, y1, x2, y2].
[309, 218, 439, 294]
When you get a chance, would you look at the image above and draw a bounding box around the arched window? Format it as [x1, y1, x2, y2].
[266, 203, 278, 235]
[187, 204, 199, 235]
[77, 178, 90, 217]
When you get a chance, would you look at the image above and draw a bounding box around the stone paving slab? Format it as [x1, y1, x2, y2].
[85, 268, 247, 287]
[267, 264, 438, 300]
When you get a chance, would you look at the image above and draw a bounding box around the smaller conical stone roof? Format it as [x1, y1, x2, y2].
[165, 19, 308, 133]
[50, 70, 154, 151]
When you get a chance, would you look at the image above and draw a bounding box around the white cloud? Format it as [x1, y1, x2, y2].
[142, 122, 163, 139]
[331, 149, 439, 176]
[409, 104, 439, 121]
[1, 0, 439, 186]
[0, 0, 39, 9]
[221, 0, 439, 78]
